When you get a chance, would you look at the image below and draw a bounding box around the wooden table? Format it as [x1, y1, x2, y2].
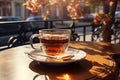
[0, 42, 119, 80]
[69, 41, 120, 68]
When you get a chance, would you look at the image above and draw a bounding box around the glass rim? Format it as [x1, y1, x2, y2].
[39, 29, 71, 32]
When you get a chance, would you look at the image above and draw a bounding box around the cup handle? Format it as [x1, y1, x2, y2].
[30, 34, 41, 50]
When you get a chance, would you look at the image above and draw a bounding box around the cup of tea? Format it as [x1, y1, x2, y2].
[30, 29, 71, 57]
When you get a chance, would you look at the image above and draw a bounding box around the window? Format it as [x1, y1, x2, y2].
[15, 3, 21, 17]
[0, 7, 3, 16]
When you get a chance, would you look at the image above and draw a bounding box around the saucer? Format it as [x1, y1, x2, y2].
[27, 48, 87, 65]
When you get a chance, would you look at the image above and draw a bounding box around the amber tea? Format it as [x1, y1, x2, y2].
[41, 36, 69, 56]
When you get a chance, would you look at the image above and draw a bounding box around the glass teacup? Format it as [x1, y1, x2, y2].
[30, 29, 71, 57]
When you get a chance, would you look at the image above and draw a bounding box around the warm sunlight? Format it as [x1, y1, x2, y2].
[56, 74, 72, 80]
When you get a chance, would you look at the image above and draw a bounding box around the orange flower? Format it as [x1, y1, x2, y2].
[103, 17, 111, 25]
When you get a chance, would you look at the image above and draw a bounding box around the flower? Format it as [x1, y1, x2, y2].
[23, 0, 46, 13]
[93, 13, 112, 26]
[23, 0, 84, 20]
[41, 10, 50, 20]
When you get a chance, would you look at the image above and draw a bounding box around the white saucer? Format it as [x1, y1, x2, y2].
[27, 48, 87, 65]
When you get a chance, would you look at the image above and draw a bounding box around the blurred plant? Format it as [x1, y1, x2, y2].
[23, 0, 87, 20]
[93, 13, 112, 26]
[93, 0, 119, 42]
[41, 10, 50, 20]
[67, 0, 86, 19]
[23, 0, 61, 12]
[23, 0, 55, 20]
